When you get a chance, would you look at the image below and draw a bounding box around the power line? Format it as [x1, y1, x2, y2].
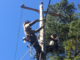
[45, 0, 51, 18]
[14, 9, 23, 60]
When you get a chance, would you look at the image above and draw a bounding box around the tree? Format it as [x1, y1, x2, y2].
[68, 18, 80, 38]
[77, 4, 80, 17]
[78, 4, 80, 11]
[45, 0, 79, 60]
[64, 18, 80, 60]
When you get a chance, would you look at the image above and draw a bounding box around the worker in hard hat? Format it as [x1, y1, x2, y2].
[46, 33, 59, 53]
[23, 19, 45, 60]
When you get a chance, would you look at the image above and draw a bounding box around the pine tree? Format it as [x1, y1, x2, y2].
[45, 0, 80, 60]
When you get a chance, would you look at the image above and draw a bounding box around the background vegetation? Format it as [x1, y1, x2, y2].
[45, 0, 80, 60]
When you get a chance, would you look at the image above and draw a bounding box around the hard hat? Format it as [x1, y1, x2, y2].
[25, 21, 30, 25]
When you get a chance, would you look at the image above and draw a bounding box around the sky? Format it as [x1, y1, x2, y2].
[0, 0, 80, 60]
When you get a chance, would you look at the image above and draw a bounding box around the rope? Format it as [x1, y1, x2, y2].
[20, 40, 37, 60]
[21, 45, 33, 60]
[14, 9, 23, 60]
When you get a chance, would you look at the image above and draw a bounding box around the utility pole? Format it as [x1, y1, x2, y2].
[21, 3, 60, 60]
[39, 2, 46, 60]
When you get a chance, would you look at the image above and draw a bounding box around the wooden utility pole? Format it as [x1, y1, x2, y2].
[21, 3, 60, 60]
[39, 2, 46, 60]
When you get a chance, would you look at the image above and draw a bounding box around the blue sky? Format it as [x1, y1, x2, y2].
[0, 0, 80, 60]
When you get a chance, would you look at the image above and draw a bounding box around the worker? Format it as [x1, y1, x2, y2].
[23, 19, 45, 60]
[46, 33, 59, 53]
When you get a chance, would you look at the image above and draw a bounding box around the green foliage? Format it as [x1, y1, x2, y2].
[64, 38, 80, 59]
[77, 4, 80, 17]
[78, 4, 80, 11]
[68, 18, 80, 38]
[45, 0, 80, 60]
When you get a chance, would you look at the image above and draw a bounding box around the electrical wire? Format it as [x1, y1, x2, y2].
[45, 0, 51, 18]
[14, 9, 23, 60]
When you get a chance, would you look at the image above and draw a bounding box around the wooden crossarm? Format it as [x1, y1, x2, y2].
[21, 4, 39, 13]
[21, 4, 61, 16]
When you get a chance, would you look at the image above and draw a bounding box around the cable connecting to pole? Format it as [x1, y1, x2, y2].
[14, 9, 23, 60]
[45, 0, 51, 18]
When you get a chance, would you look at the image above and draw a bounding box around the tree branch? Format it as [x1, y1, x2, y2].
[74, 50, 80, 57]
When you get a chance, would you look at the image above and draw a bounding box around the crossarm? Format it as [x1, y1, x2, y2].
[21, 4, 61, 16]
